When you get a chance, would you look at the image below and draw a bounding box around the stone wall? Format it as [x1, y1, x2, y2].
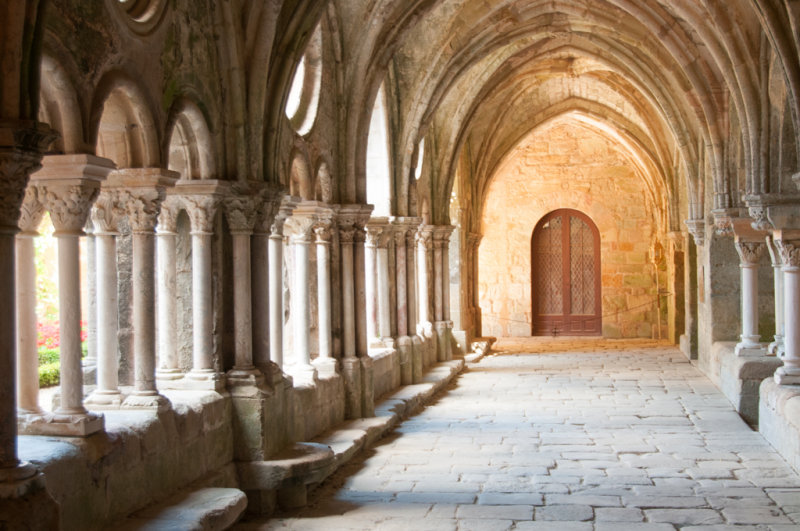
[479, 122, 663, 338]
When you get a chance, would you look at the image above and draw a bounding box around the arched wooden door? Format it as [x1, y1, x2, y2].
[531, 209, 601, 336]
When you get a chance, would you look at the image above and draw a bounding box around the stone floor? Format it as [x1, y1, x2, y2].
[236, 338, 800, 530]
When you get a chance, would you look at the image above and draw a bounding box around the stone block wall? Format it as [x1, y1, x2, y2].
[479, 122, 663, 338]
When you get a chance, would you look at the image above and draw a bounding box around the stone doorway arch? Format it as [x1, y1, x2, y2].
[531, 208, 601, 336]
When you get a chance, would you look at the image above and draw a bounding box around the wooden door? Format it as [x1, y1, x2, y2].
[531, 209, 601, 336]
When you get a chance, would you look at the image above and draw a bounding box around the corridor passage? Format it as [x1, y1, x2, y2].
[240, 339, 800, 530]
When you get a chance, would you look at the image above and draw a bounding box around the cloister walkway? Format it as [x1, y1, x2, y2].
[238, 339, 800, 530]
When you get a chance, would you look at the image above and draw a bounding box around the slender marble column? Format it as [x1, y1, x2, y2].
[416, 227, 434, 326]
[394, 229, 408, 337]
[433, 233, 444, 323]
[252, 196, 276, 368]
[33, 155, 112, 434]
[15, 188, 45, 414]
[0, 121, 57, 488]
[767, 236, 785, 356]
[340, 224, 357, 359]
[406, 228, 418, 332]
[268, 204, 294, 368]
[734, 239, 767, 356]
[288, 217, 316, 382]
[377, 229, 392, 339]
[155, 197, 180, 383]
[364, 225, 380, 343]
[225, 195, 263, 384]
[119, 169, 177, 410]
[85, 191, 124, 406]
[315, 224, 333, 364]
[775, 235, 800, 385]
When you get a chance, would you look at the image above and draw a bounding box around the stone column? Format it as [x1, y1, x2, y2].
[118, 169, 177, 411]
[433, 226, 454, 362]
[767, 235, 785, 356]
[467, 232, 483, 336]
[416, 226, 434, 327]
[286, 212, 318, 384]
[155, 197, 181, 386]
[364, 224, 380, 344]
[314, 221, 336, 375]
[353, 208, 374, 417]
[83, 220, 97, 378]
[15, 187, 45, 415]
[0, 120, 58, 514]
[225, 195, 264, 386]
[32, 155, 112, 434]
[252, 194, 276, 369]
[182, 194, 224, 390]
[268, 199, 296, 369]
[376, 225, 392, 340]
[774, 234, 800, 385]
[734, 238, 767, 356]
[85, 190, 124, 406]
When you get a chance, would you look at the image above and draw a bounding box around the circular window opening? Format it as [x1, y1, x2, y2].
[108, 0, 167, 34]
[286, 25, 322, 136]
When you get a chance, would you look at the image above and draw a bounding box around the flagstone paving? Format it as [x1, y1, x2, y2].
[236, 338, 800, 530]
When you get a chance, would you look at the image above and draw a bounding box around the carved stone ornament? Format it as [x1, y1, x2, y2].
[775, 239, 800, 270]
[712, 210, 733, 237]
[365, 224, 386, 247]
[37, 183, 100, 234]
[17, 186, 45, 234]
[748, 205, 772, 231]
[793, 171, 800, 191]
[181, 195, 217, 234]
[225, 196, 258, 233]
[314, 223, 332, 243]
[684, 219, 705, 247]
[254, 192, 278, 234]
[394, 228, 408, 247]
[119, 187, 166, 233]
[157, 196, 181, 234]
[91, 190, 125, 234]
[285, 214, 316, 243]
[338, 224, 357, 244]
[416, 226, 434, 248]
[735, 241, 767, 266]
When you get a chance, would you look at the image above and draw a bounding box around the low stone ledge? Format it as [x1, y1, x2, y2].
[465, 337, 496, 363]
[716, 341, 782, 426]
[119, 487, 247, 531]
[760, 378, 800, 474]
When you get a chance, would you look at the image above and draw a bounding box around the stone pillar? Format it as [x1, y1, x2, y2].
[314, 221, 336, 375]
[376, 226, 392, 340]
[285, 212, 318, 385]
[32, 155, 113, 434]
[767, 235, 785, 356]
[416, 226, 434, 326]
[433, 226, 455, 362]
[85, 190, 124, 406]
[15, 187, 45, 415]
[0, 120, 58, 522]
[364, 224, 380, 344]
[393, 225, 412, 384]
[252, 194, 276, 369]
[155, 197, 181, 386]
[181, 193, 224, 390]
[225, 195, 264, 386]
[774, 233, 800, 385]
[734, 238, 767, 356]
[467, 232, 483, 337]
[268, 199, 296, 369]
[83, 220, 97, 379]
[118, 169, 178, 411]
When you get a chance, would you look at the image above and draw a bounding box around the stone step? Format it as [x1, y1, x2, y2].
[119, 487, 247, 530]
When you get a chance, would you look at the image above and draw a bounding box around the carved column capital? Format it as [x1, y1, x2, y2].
[775, 238, 800, 271]
[224, 195, 258, 234]
[285, 214, 316, 244]
[416, 226, 434, 249]
[734, 240, 767, 266]
[269, 195, 298, 237]
[181, 195, 218, 234]
[711, 208, 735, 237]
[253, 190, 278, 234]
[684, 219, 705, 247]
[366, 218, 392, 248]
[91, 189, 125, 235]
[17, 186, 45, 235]
[120, 187, 167, 233]
[0, 121, 58, 232]
[314, 222, 333, 243]
[156, 195, 181, 234]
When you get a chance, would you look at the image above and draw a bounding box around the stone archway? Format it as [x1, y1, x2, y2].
[531, 208, 601, 336]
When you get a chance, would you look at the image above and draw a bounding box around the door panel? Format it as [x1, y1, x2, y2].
[531, 209, 601, 336]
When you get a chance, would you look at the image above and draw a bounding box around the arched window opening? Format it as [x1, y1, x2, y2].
[167, 103, 215, 180]
[286, 24, 322, 136]
[414, 139, 425, 181]
[367, 83, 392, 216]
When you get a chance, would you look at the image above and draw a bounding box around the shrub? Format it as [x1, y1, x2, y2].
[38, 347, 59, 365]
[39, 362, 60, 388]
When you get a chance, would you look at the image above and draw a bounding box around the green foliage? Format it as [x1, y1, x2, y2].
[39, 362, 60, 388]
[38, 348, 60, 365]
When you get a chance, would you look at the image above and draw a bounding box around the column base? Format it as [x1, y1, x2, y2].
[397, 336, 413, 385]
[226, 367, 266, 388]
[286, 364, 318, 387]
[84, 389, 125, 409]
[735, 342, 767, 357]
[768, 337, 785, 357]
[411, 335, 423, 383]
[18, 410, 104, 437]
[774, 366, 800, 386]
[121, 392, 172, 412]
[312, 357, 338, 378]
[0, 468, 59, 529]
[184, 369, 227, 391]
[156, 368, 184, 388]
[361, 356, 374, 418]
[435, 321, 449, 362]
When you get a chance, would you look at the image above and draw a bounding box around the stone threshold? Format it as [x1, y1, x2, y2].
[714, 341, 782, 427]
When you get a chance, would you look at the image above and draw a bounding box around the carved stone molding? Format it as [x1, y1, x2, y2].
[269, 195, 299, 237]
[224, 195, 258, 234]
[711, 209, 734, 237]
[467, 232, 483, 249]
[180, 195, 218, 234]
[314, 223, 333, 243]
[775, 239, 800, 270]
[37, 184, 100, 234]
[735, 240, 767, 266]
[416, 226, 434, 249]
[17, 186, 45, 234]
[285, 215, 317, 243]
[254, 189, 279, 234]
[684, 219, 705, 247]
[120, 187, 167, 233]
[156, 195, 181, 234]
[91, 190, 125, 235]
[766, 235, 782, 267]
[748, 205, 772, 231]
